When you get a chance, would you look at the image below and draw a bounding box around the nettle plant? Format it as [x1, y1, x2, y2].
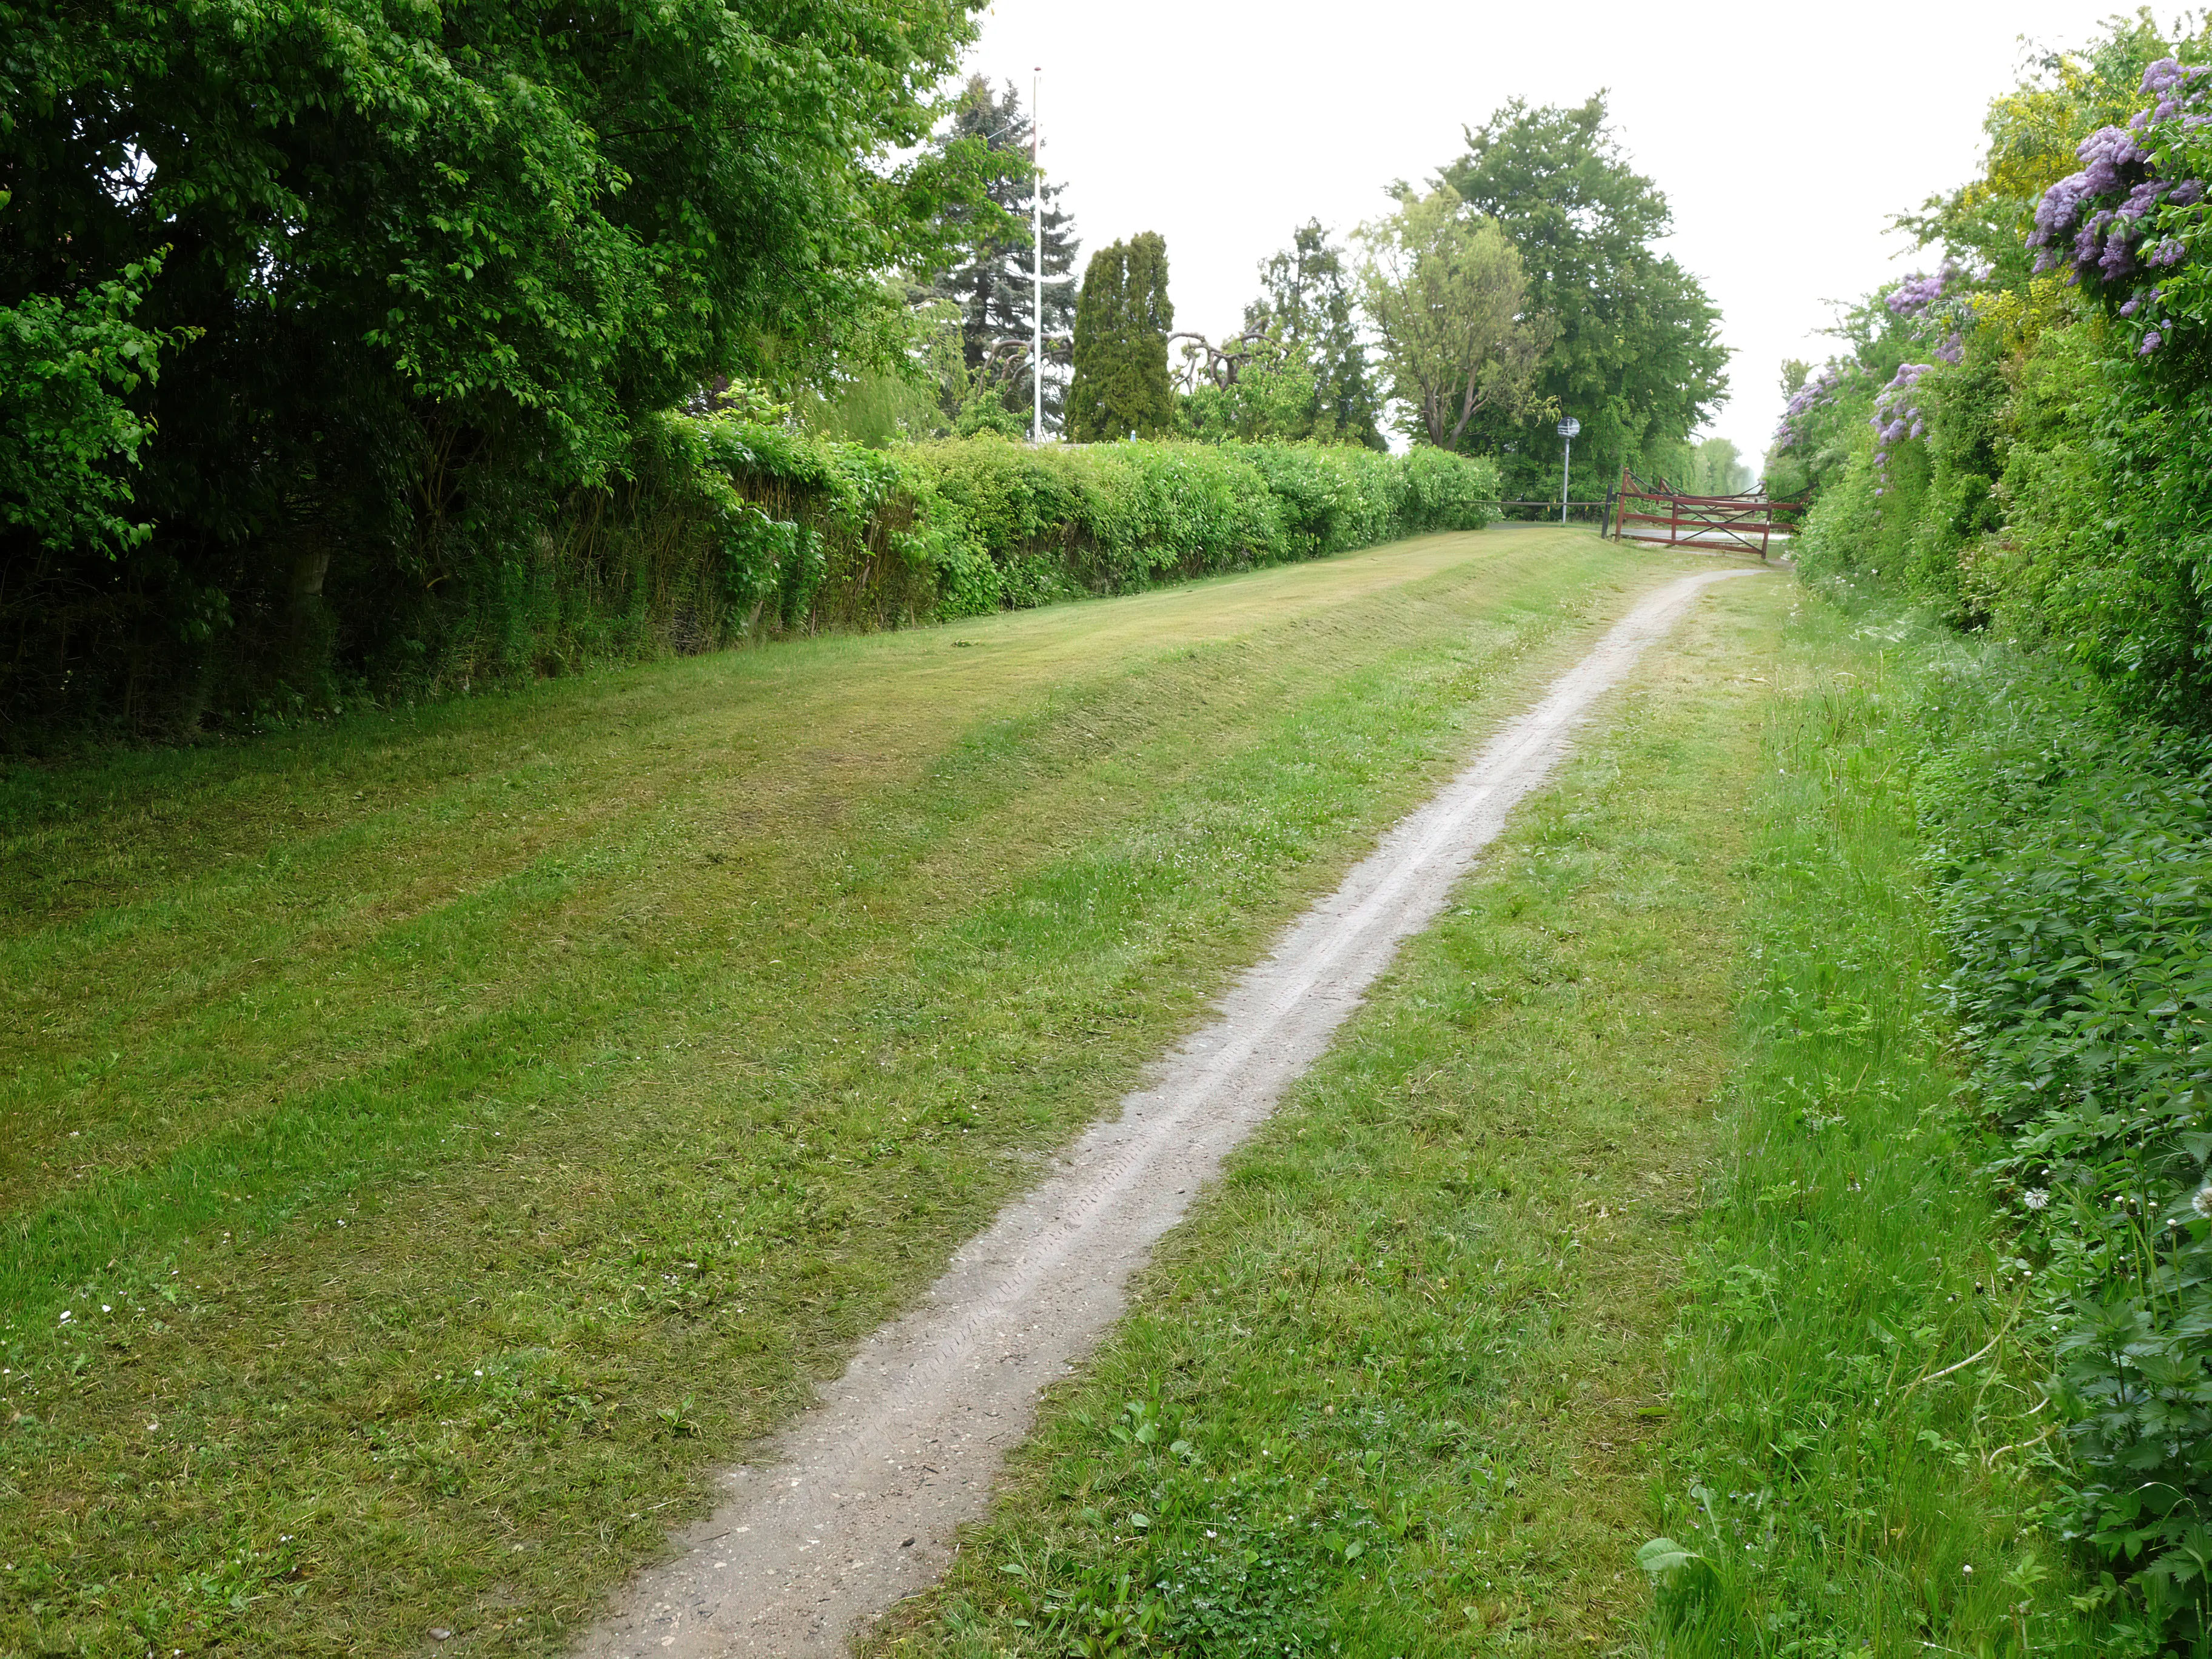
[2030, 57, 2212, 353]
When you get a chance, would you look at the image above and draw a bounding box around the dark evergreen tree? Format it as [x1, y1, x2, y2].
[1244, 221, 1384, 447]
[1067, 233, 1175, 441]
[1440, 95, 1728, 497]
[923, 75, 1079, 430]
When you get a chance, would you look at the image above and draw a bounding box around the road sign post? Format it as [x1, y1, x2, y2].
[1557, 417, 1581, 525]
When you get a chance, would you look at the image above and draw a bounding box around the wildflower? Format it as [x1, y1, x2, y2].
[2024, 1188, 2051, 1210]
[2191, 1182, 2212, 1219]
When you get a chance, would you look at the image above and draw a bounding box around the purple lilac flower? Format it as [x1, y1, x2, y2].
[2151, 238, 2187, 266]
[2143, 329, 2165, 352]
[2121, 295, 2142, 317]
[1772, 363, 1844, 448]
[2077, 126, 2148, 196]
[1936, 331, 1964, 363]
[2030, 174, 2088, 247]
[2145, 57, 2188, 96]
[2173, 179, 2206, 206]
[1885, 266, 1954, 317]
[2118, 178, 2170, 222]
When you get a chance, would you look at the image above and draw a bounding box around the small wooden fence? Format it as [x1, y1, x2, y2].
[1603, 468, 1808, 559]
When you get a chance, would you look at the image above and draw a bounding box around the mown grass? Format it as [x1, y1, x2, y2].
[0, 528, 1697, 1657]
[867, 584, 2125, 1658]
[865, 570, 1790, 1657]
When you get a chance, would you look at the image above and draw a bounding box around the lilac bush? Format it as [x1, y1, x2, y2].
[2029, 57, 2212, 352]
[1773, 363, 1842, 449]
[1869, 362, 1932, 494]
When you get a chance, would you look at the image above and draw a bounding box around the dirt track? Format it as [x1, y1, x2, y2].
[578, 565, 1767, 1658]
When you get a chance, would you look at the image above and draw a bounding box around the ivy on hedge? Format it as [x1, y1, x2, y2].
[645, 418, 1504, 633]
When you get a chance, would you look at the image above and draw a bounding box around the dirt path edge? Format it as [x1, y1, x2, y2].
[577, 566, 1766, 1658]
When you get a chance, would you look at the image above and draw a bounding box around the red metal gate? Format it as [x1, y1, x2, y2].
[1606, 468, 1807, 560]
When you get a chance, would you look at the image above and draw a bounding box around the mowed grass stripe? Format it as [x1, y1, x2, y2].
[3, 528, 1700, 1658]
[1, 534, 1618, 1222]
[8, 535, 1619, 1221]
[866, 574, 1787, 1657]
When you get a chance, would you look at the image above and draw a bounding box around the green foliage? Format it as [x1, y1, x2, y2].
[1441, 95, 1729, 497]
[900, 434, 1500, 607]
[1242, 220, 1384, 448]
[1067, 234, 1176, 442]
[920, 75, 1078, 431]
[1904, 631, 2212, 1647]
[0, 250, 177, 557]
[1177, 333, 1331, 445]
[1649, 598, 2127, 1657]
[1986, 324, 2212, 721]
[0, 0, 984, 740]
[1354, 185, 1544, 451]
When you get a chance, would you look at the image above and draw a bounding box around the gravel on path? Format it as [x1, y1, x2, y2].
[577, 565, 1766, 1658]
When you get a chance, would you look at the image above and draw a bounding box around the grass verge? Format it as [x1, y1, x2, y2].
[1, 528, 1691, 1657]
[1643, 599, 2120, 1656]
[863, 569, 1788, 1656]
[866, 583, 2127, 1658]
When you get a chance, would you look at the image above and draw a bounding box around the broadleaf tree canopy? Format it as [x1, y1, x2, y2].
[0, 0, 985, 728]
[1440, 95, 1729, 497]
[1355, 186, 1546, 452]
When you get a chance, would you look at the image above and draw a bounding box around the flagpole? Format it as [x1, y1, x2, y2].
[1031, 67, 1043, 445]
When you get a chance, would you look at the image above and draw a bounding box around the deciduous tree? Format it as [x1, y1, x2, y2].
[0, 0, 983, 732]
[1354, 187, 1546, 451]
[1441, 95, 1728, 496]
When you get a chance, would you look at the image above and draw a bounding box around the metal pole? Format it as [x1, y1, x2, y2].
[1031, 68, 1042, 446]
[1560, 435, 1571, 525]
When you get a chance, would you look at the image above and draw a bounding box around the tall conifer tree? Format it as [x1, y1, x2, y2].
[1067, 232, 1175, 441]
[1244, 222, 1384, 448]
[923, 76, 1078, 429]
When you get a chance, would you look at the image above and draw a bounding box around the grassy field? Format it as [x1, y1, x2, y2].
[863, 585, 2113, 1657]
[1, 526, 1711, 1657]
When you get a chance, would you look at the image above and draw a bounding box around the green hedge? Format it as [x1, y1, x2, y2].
[625, 421, 1504, 643]
[4, 426, 1500, 746]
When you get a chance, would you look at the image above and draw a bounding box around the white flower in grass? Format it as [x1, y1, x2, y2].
[2023, 1189, 2050, 1211]
[2192, 1182, 2212, 1221]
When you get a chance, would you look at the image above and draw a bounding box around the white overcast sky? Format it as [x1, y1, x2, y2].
[963, 0, 2150, 466]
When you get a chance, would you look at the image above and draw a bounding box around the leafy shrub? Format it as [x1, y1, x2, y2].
[1912, 642, 2212, 1641]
